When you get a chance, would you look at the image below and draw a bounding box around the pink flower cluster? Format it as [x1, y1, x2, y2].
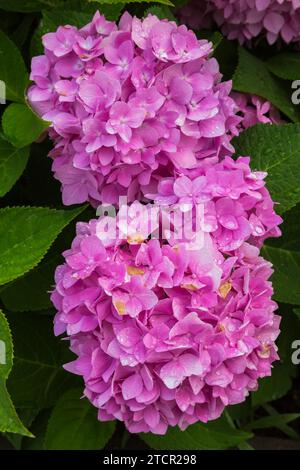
[52, 201, 281, 434]
[232, 92, 284, 132]
[179, 0, 300, 45]
[43, 12, 283, 435]
[28, 11, 240, 206]
[150, 155, 282, 251]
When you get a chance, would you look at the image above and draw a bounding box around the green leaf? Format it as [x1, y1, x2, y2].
[245, 413, 300, 431]
[22, 409, 51, 450]
[6, 313, 79, 410]
[141, 417, 252, 450]
[2, 104, 49, 149]
[1, 256, 58, 312]
[6, 408, 39, 449]
[45, 388, 116, 450]
[262, 404, 300, 440]
[0, 310, 32, 437]
[144, 6, 176, 21]
[233, 123, 300, 214]
[0, 221, 79, 312]
[233, 46, 300, 122]
[0, 137, 29, 197]
[267, 52, 300, 81]
[0, 205, 85, 286]
[0, 29, 28, 103]
[262, 245, 300, 305]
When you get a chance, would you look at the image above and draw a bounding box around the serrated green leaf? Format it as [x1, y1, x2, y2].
[2, 103, 49, 149]
[6, 313, 79, 410]
[45, 388, 116, 450]
[233, 123, 300, 214]
[0, 221, 79, 312]
[0, 29, 28, 103]
[0, 310, 32, 437]
[262, 245, 300, 305]
[0, 137, 29, 197]
[6, 407, 39, 449]
[0, 205, 85, 286]
[233, 46, 300, 122]
[267, 52, 300, 81]
[141, 417, 252, 450]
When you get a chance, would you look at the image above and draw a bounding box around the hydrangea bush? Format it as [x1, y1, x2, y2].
[0, 0, 300, 452]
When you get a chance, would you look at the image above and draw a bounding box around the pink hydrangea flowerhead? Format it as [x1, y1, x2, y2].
[178, 0, 300, 45]
[28, 11, 240, 207]
[52, 197, 281, 435]
[151, 154, 282, 250]
[231, 92, 285, 132]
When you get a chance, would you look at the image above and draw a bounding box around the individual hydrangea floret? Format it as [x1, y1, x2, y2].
[28, 11, 240, 207]
[52, 203, 281, 435]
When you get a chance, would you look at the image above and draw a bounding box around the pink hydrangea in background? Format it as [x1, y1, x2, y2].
[231, 92, 284, 131]
[179, 0, 214, 31]
[178, 0, 300, 45]
[28, 11, 240, 207]
[52, 201, 281, 434]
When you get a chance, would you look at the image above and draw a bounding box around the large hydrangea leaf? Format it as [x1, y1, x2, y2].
[0, 29, 28, 103]
[233, 47, 300, 123]
[0, 137, 29, 197]
[0, 310, 33, 437]
[141, 417, 252, 450]
[45, 389, 116, 450]
[233, 123, 300, 214]
[0, 205, 85, 286]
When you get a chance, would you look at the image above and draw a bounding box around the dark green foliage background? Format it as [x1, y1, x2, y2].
[0, 0, 300, 450]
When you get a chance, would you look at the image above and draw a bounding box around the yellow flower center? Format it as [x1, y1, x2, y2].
[127, 266, 145, 276]
[114, 300, 126, 316]
[219, 281, 232, 299]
